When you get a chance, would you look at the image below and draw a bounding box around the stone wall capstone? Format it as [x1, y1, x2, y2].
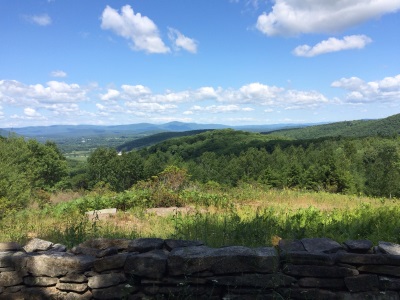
[1, 237, 400, 299]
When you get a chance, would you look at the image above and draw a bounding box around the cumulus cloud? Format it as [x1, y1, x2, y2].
[293, 35, 372, 57]
[331, 74, 400, 103]
[191, 104, 250, 113]
[125, 102, 177, 113]
[168, 28, 198, 53]
[51, 70, 67, 78]
[101, 89, 120, 101]
[100, 5, 170, 54]
[24, 107, 41, 117]
[0, 80, 87, 105]
[256, 0, 400, 36]
[26, 14, 52, 26]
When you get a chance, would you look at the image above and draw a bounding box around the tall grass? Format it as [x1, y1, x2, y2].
[1, 185, 399, 247]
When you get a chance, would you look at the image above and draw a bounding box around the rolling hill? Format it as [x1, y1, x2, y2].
[265, 113, 400, 139]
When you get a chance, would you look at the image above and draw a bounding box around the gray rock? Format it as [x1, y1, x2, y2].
[91, 284, 137, 300]
[343, 240, 373, 253]
[279, 287, 338, 300]
[358, 265, 400, 277]
[278, 239, 306, 252]
[337, 253, 400, 266]
[344, 274, 379, 292]
[281, 251, 335, 266]
[283, 264, 359, 277]
[298, 277, 346, 288]
[48, 244, 67, 253]
[168, 245, 278, 276]
[23, 238, 53, 253]
[127, 238, 164, 253]
[23, 276, 58, 287]
[124, 250, 167, 279]
[96, 247, 118, 258]
[301, 237, 343, 253]
[94, 252, 130, 272]
[70, 246, 100, 257]
[0, 242, 21, 252]
[209, 273, 296, 288]
[56, 282, 88, 293]
[0, 271, 23, 287]
[59, 274, 88, 283]
[164, 239, 204, 251]
[78, 238, 132, 251]
[379, 242, 400, 255]
[26, 252, 95, 277]
[379, 276, 400, 290]
[88, 273, 126, 289]
[65, 290, 92, 300]
[337, 291, 400, 300]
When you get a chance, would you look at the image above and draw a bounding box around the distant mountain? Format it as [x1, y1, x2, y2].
[266, 113, 400, 139]
[117, 129, 213, 152]
[0, 121, 310, 138]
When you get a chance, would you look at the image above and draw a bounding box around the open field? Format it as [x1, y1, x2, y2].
[1, 185, 399, 248]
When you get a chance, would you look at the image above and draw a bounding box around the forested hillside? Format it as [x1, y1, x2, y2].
[267, 113, 400, 139]
[2, 115, 400, 220]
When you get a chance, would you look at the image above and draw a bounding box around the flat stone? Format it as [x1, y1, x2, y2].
[127, 238, 164, 253]
[23, 276, 58, 287]
[344, 274, 379, 292]
[301, 237, 343, 253]
[23, 238, 53, 253]
[379, 276, 400, 290]
[0, 271, 23, 287]
[168, 246, 278, 276]
[26, 253, 95, 277]
[281, 251, 335, 266]
[379, 242, 400, 255]
[88, 273, 126, 289]
[48, 244, 67, 253]
[279, 287, 338, 300]
[337, 253, 400, 266]
[70, 246, 100, 257]
[94, 253, 130, 272]
[298, 277, 346, 288]
[358, 265, 400, 277]
[337, 291, 400, 300]
[78, 238, 132, 251]
[96, 247, 118, 258]
[343, 240, 373, 253]
[59, 274, 88, 283]
[0, 242, 21, 252]
[209, 273, 296, 288]
[283, 264, 359, 278]
[65, 290, 92, 300]
[278, 239, 305, 252]
[164, 239, 204, 251]
[56, 282, 88, 293]
[91, 284, 137, 300]
[124, 250, 167, 279]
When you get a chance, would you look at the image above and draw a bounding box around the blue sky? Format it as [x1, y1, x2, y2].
[1, 0, 400, 127]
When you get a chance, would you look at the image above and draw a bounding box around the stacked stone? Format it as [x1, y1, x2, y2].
[279, 237, 400, 299]
[1, 237, 400, 299]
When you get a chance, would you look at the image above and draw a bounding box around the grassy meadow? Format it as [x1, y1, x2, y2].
[1, 183, 399, 249]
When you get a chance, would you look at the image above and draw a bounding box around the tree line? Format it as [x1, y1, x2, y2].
[1, 130, 400, 216]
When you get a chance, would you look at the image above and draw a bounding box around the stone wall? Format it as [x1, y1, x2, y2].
[1, 237, 400, 299]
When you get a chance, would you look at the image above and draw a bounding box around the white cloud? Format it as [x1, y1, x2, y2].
[121, 84, 151, 96]
[125, 102, 177, 113]
[0, 80, 87, 105]
[51, 70, 67, 78]
[101, 89, 120, 101]
[100, 5, 170, 54]
[24, 107, 41, 117]
[27, 14, 52, 26]
[293, 35, 372, 57]
[331, 74, 400, 103]
[168, 28, 198, 53]
[256, 0, 400, 36]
